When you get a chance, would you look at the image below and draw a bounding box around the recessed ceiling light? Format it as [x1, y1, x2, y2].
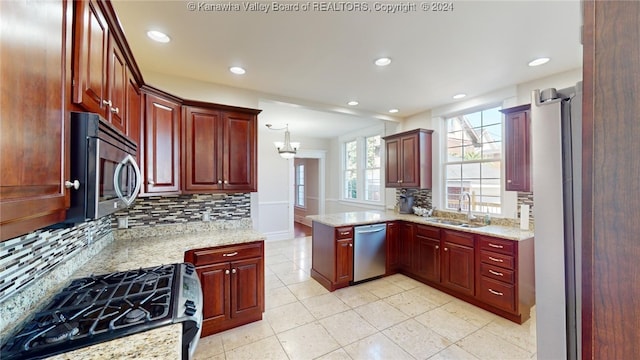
[388, 108, 399, 114]
[229, 66, 246, 75]
[147, 30, 170, 43]
[528, 57, 550, 67]
[374, 57, 392, 67]
[453, 93, 467, 99]
[347, 101, 359, 106]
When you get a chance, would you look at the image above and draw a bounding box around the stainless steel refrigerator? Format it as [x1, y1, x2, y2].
[530, 82, 582, 360]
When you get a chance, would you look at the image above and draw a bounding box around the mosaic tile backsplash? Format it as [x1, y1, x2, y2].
[0, 216, 113, 303]
[112, 193, 251, 228]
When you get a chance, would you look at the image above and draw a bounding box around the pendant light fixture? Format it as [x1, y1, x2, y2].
[266, 124, 300, 159]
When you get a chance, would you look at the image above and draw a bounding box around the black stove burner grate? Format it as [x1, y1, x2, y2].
[1, 264, 179, 360]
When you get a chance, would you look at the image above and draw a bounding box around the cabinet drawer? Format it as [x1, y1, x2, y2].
[442, 229, 474, 247]
[480, 263, 515, 284]
[479, 276, 516, 312]
[335, 226, 353, 239]
[480, 250, 515, 270]
[189, 242, 263, 266]
[478, 236, 515, 255]
[416, 224, 440, 239]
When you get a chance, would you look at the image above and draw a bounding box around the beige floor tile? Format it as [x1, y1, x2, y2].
[193, 332, 224, 359]
[318, 310, 378, 347]
[315, 348, 353, 360]
[265, 301, 316, 333]
[278, 268, 311, 285]
[287, 279, 329, 300]
[343, 333, 414, 360]
[384, 290, 439, 317]
[333, 286, 379, 308]
[225, 335, 289, 360]
[415, 307, 480, 343]
[428, 344, 480, 360]
[265, 253, 291, 265]
[484, 316, 537, 354]
[457, 329, 534, 360]
[301, 293, 350, 319]
[277, 322, 341, 359]
[265, 273, 286, 290]
[265, 285, 298, 310]
[407, 285, 457, 306]
[440, 299, 499, 328]
[268, 260, 301, 275]
[354, 299, 410, 330]
[219, 319, 275, 351]
[383, 319, 452, 359]
[385, 274, 424, 290]
[365, 281, 405, 299]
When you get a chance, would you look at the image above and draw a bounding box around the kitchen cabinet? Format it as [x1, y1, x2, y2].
[414, 225, 441, 283]
[441, 229, 475, 297]
[142, 88, 181, 195]
[182, 102, 260, 193]
[311, 222, 354, 291]
[125, 71, 142, 163]
[184, 241, 264, 337]
[501, 105, 531, 192]
[386, 221, 399, 274]
[0, 0, 72, 241]
[73, 0, 134, 134]
[398, 222, 415, 271]
[382, 129, 433, 189]
[477, 235, 535, 323]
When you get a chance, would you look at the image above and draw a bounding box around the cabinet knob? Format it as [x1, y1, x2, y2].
[148, 179, 155, 185]
[110, 107, 120, 115]
[225, 270, 230, 275]
[224, 180, 229, 185]
[435, 245, 439, 250]
[218, 180, 222, 184]
[507, 179, 512, 183]
[231, 268, 237, 274]
[349, 243, 353, 247]
[444, 247, 448, 251]
[64, 180, 80, 190]
[102, 99, 112, 107]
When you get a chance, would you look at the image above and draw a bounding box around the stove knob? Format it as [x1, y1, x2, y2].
[185, 300, 195, 308]
[185, 306, 197, 316]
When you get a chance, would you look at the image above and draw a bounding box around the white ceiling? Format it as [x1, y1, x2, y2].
[112, 0, 582, 137]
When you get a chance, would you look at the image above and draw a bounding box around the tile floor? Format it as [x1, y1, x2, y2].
[194, 237, 537, 360]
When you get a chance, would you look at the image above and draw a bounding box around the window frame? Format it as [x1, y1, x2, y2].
[442, 105, 504, 216]
[295, 163, 305, 208]
[340, 127, 384, 205]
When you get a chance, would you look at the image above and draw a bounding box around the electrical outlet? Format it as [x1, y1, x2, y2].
[117, 216, 129, 229]
[202, 212, 211, 222]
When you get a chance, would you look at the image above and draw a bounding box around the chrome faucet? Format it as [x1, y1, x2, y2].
[459, 192, 477, 221]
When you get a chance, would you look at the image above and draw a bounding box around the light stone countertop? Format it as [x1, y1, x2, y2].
[308, 210, 535, 241]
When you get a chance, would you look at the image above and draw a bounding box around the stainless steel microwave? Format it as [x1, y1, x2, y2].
[65, 112, 141, 223]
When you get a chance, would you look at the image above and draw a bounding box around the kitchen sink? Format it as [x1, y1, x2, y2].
[425, 218, 486, 229]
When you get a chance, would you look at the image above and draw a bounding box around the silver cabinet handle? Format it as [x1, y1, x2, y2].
[488, 256, 503, 263]
[489, 269, 504, 277]
[110, 107, 120, 114]
[231, 268, 236, 274]
[64, 180, 80, 190]
[102, 99, 112, 107]
[488, 243, 504, 249]
[223, 252, 238, 257]
[488, 289, 504, 296]
[225, 270, 230, 275]
[339, 232, 350, 236]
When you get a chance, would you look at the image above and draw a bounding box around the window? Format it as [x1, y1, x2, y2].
[342, 134, 382, 203]
[295, 163, 305, 207]
[444, 106, 502, 214]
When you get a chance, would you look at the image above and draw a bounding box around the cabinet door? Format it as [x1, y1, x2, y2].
[386, 222, 399, 273]
[183, 107, 223, 192]
[231, 257, 264, 318]
[143, 93, 180, 194]
[126, 73, 141, 163]
[222, 111, 257, 191]
[385, 137, 401, 187]
[197, 263, 230, 322]
[503, 106, 531, 191]
[73, 0, 108, 116]
[398, 223, 415, 271]
[415, 235, 441, 283]
[106, 37, 127, 133]
[442, 241, 475, 296]
[0, 0, 70, 241]
[336, 238, 353, 284]
[400, 134, 420, 187]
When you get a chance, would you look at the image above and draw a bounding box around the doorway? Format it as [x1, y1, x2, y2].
[290, 150, 326, 238]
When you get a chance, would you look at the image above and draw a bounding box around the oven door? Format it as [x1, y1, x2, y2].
[93, 138, 142, 218]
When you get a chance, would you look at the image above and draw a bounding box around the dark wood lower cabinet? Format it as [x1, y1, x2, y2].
[184, 241, 264, 337]
[441, 230, 475, 297]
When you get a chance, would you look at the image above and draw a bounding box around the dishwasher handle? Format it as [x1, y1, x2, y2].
[355, 228, 385, 234]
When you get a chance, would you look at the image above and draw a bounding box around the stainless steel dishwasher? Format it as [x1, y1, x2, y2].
[353, 223, 387, 283]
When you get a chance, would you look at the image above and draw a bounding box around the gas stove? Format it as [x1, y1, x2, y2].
[1, 263, 202, 360]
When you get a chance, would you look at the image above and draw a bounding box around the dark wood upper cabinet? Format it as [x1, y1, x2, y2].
[106, 36, 127, 133]
[0, 0, 72, 241]
[142, 88, 181, 195]
[501, 104, 531, 192]
[182, 102, 259, 193]
[383, 129, 433, 189]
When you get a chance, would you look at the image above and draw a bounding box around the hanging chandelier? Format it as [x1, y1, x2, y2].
[266, 124, 300, 159]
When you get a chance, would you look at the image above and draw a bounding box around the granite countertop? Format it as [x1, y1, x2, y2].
[47, 227, 266, 360]
[308, 210, 535, 241]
